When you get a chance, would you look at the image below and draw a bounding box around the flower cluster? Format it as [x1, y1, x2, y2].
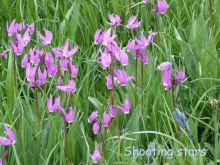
[157, 61, 185, 90]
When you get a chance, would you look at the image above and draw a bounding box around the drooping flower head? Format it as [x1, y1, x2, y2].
[0, 125, 16, 146]
[127, 15, 142, 29]
[94, 28, 104, 45]
[37, 67, 47, 85]
[28, 23, 35, 34]
[0, 50, 9, 57]
[93, 120, 100, 134]
[102, 28, 116, 47]
[157, 61, 172, 71]
[56, 79, 76, 93]
[105, 74, 113, 89]
[59, 107, 75, 123]
[38, 29, 52, 46]
[162, 69, 172, 87]
[47, 95, 60, 112]
[7, 19, 18, 36]
[175, 67, 185, 82]
[115, 68, 133, 86]
[120, 97, 131, 114]
[70, 64, 78, 78]
[62, 39, 78, 58]
[88, 110, 99, 123]
[102, 111, 111, 127]
[11, 41, 23, 56]
[106, 14, 121, 26]
[90, 146, 101, 164]
[157, 0, 168, 14]
[26, 63, 37, 82]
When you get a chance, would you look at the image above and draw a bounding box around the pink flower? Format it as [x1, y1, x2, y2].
[70, 64, 78, 78]
[90, 146, 101, 164]
[11, 41, 23, 56]
[103, 111, 111, 127]
[27, 23, 35, 34]
[0, 125, 15, 146]
[157, 61, 172, 71]
[106, 14, 121, 26]
[59, 107, 75, 123]
[175, 67, 185, 82]
[118, 50, 128, 66]
[26, 63, 37, 82]
[162, 69, 172, 87]
[158, 0, 168, 14]
[143, 0, 152, 3]
[56, 79, 76, 93]
[47, 95, 60, 112]
[120, 97, 131, 114]
[102, 28, 116, 47]
[7, 19, 18, 36]
[105, 74, 113, 89]
[94, 28, 105, 45]
[38, 67, 47, 85]
[93, 121, 100, 134]
[115, 68, 133, 86]
[127, 15, 142, 29]
[38, 29, 52, 46]
[0, 50, 9, 57]
[88, 110, 99, 123]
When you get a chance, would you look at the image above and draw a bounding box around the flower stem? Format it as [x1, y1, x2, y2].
[35, 84, 40, 128]
[171, 81, 191, 165]
[209, 0, 214, 44]
[141, 61, 144, 115]
[64, 92, 70, 165]
[99, 129, 106, 160]
[154, 0, 162, 62]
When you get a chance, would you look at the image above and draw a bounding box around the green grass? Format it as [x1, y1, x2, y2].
[0, 0, 220, 164]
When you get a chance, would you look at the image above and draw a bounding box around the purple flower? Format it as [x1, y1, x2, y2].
[93, 121, 100, 134]
[26, 63, 37, 82]
[11, 41, 23, 56]
[115, 68, 132, 86]
[60, 57, 70, 71]
[118, 50, 128, 66]
[0, 50, 9, 57]
[94, 28, 104, 45]
[57, 78, 61, 86]
[88, 110, 99, 123]
[38, 67, 47, 85]
[102, 28, 116, 47]
[127, 15, 142, 29]
[59, 107, 75, 123]
[141, 30, 157, 47]
[62, 39, 78, 58]
[127, 39, 136, 52]
[52, 47, 63, 57]
[106, 14, 121, 26]
[18, 20, 27, 31]
[150, 9, 156, 13]
[157, 61, 172, 71]
[90, 146, 101, 164]
[22, 30, 31, 46]
[158, 0, 168, 14]
[70, 64, 78, 78]
[57, 79, 76, 93]
[47, 63, 57, 78]
[105, 74, 113, 89]
[45, 52, 54, 67]
[103, 111, 111, 127]
[143, 0, 152, 3]
[7, 19, 18, 36]
[141, 52, 148, 64]
[121, 97, 131, 114]
[107, 100, 120, 117]
[28, 23, 35, 34]
[21, 54, 28, 68]
[175, 67, 185, 82]
[38, 29, 52, 46]
[47, 95, 60, 112]
[162, 69, 171, 87]
[0, 125, 15, 146]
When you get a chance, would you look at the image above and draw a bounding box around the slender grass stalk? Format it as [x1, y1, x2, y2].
[63, 92, 70, 165]
[154, 0, 162, 62]
[171, 80, 191, 165]
[208, 0, 214, 43]
[99, 128, 106, 160]
[35, 84, 40, 128]
[109, 64, 113, 134]
[110, 53, 120, 160]
[141, 61, 143, 114]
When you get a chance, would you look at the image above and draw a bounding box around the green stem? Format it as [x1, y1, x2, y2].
[35, 84, 40, 128]
[171, 80, 191, 165]
[209, 0, 214, 43]
[141, 61, 143, 115]
[99, 128, 106, 160]
[154, 0, 162, 62]
[64, 92, 70, 165]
